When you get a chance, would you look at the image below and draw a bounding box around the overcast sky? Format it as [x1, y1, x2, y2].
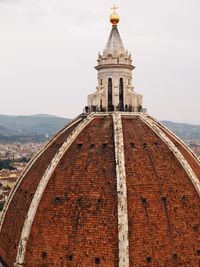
[0, 0, 199, 123]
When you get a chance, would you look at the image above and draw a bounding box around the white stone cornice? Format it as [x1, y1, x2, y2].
[95, 64, 134, 71]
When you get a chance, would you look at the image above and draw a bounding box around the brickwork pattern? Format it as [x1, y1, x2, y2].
[0, 117, 83, 266]
[1, 114, 200, 267]
[24, 117, 118, 266]
[155, 121, 200, 179]
[122, 117, 200, 266]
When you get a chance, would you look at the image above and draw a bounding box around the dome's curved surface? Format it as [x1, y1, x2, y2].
[1, 112, 200, 266]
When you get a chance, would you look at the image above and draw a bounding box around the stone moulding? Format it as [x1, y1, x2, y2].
[112, 113, 129, 267]
[15, 113, 94, 266]
[95, 63, 134, 71]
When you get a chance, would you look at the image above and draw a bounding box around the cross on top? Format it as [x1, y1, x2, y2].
[111, 4, 118, 13]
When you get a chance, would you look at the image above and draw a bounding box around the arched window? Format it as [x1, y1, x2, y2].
[119, 78, 124, 111]
[108, 78, 113, 111]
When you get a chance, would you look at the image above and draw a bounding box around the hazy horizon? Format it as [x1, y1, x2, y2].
[0, 0, 199, 124]
[0, 113, 200, 126]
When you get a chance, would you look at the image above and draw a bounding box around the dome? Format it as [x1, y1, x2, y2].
[0, 112, 200, 266]
[1, 5, 200, 267]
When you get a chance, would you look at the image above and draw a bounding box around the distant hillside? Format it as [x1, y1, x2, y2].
[0, 115, 199, 143]
[0, 114, 70, 143]
[161, 121, 200, 141]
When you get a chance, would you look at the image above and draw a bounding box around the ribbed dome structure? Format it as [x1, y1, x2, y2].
[0, 113, 200, 266]
[1, 6, 200, 267]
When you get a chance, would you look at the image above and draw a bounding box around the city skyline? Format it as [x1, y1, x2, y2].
[0, 0, 200, 123]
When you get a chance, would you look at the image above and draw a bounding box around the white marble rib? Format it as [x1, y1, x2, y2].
[140, 113, 200, 197]
[0, 116, 83, 232]
[147, 115, 200, 166]
[113, 113, 129, 267]
[15, 113, 94, 266]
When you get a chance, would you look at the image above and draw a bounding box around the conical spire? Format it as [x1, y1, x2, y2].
[104, 4, 125, 55]
[104, 26, 125, 55]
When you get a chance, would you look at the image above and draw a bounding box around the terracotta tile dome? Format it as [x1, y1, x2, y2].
[1, 6, 200, 267]
[0, 113, 200, 266]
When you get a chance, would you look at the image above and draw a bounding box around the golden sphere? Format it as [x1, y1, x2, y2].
[110, 13, 120, 25]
